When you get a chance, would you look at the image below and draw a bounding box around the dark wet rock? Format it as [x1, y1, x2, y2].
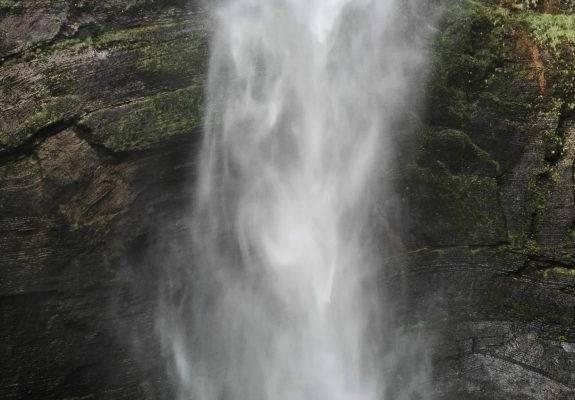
[78, 86, 204, 151]
[393, 2, 575, 399]
[1, 0, 574, 399]
[0, 1, 206, 398]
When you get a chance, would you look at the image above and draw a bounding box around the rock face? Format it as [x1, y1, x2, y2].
[0, 0, 573, 399]
[0, 1, 207, 398]
[391, 1, 575, 399]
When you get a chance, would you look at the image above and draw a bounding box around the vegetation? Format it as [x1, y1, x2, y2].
[406, 0, 575, 272]
[78, 86, 204, 151]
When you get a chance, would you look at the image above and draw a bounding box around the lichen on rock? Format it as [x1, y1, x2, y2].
[78, 85, 204, 152]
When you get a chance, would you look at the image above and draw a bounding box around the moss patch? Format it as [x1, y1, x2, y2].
[0, 95, 81, 152]
[418, 128, 500, 176]
[538, 266, 575, 279]
[428, 1, 572, 127]
[0, 0, 21, 11]
[416, 0, 575, 250]
[132, 31, 208, 85]
[95, 20, 209, 81]
[0, 18, 209, 151]
[516, 11, 575, 49]
[78, 86, 204, 151]
[404, 165, 507, 246]
[427, 1, 508, 129]
[505, 9, 575, 104]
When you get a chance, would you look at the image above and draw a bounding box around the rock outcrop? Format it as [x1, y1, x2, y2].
[0, 1, 207, 398]
[392, 1, 575, 398]
[0, 0, 573, 399]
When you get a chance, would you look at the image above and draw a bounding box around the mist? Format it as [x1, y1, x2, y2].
[159, 1, 436, 399]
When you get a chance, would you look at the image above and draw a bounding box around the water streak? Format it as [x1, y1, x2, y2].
[160, 1, 433, 399]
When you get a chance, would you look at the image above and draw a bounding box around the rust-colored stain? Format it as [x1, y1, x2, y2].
[516, 30, 547, 95]
[537, 0, 560, 13]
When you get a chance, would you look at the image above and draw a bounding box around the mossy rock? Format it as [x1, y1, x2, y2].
[0, 19, 209, 152]
[516, 11, 575, 48]
[0, 0, 21, 11]
[417, 128, 500, 176]
[428, 2, 570, 125]
[30, 21, 209, 89]
[0, 95, 81, 152]
[131, 31, 209, 86]
[78, 86, 204, 152]
[403, 165, 507, 246]
[426, 1, 501, 129]
[0, 155, 45, 213]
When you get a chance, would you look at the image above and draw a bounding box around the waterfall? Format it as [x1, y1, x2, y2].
[160, 1, 433, 399]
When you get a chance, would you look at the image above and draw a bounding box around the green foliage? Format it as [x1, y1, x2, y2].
[517, 12, 575, 49]
[427, 1, 543, 128]
[511, 0, 540, 10]
[502, 0, 575, 12]
[560, 0, 575, 11]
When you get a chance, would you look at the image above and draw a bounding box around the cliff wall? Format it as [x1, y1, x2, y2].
[0, 1, 207, 398]
[0, 1, 573, 399]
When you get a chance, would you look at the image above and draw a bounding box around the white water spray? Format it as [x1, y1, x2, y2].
[160, 1, 433, 399]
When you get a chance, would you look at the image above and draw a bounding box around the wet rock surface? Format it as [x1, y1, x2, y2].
[391, 1, 575, 398]
[0, 1, 205, 398]
[1, 0, 574, 399]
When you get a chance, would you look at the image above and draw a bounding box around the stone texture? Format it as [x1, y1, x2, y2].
[390, 1, 575, 399]
[0, 1, 206, 398]
[1, 0, 574, 399]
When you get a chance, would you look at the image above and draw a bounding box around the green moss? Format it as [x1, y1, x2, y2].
[480, 68, 538, 116]
[0, 17, 207, 73]
[516, 12, 575, 49]
[96, 20, 186, 44]
[506, 10, 575, 103]
[133, 31, 208, 84]
[538, 266, 575, 279]
[529, 171, 553, 209]
[427, 1, 541, 130]
[48, 22, 209, 88]
[560, 0, 575, 12]
[405, 165, 507, 245]
[431, 2, 575, 117]
[427, 2, 497, 128]
[524, 238, 544, 254]
[0, 95, 81, 152]
[44, 70, 79, 97]
[79, 86, 204, 151]
[0, 0, 21, 11]
[525, 166, 557, 240]
[418, 128, 500, 176]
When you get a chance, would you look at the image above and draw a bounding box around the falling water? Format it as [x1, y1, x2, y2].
[160, 1, 433, 399]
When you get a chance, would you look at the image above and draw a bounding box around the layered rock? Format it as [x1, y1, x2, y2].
[1, 0, 574, 399]
[0, 1, 207, 398]
[392, 1, 575, 398]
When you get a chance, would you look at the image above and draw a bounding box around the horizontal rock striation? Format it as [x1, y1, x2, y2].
[0, 1, 207, 398]
[1, 0, 574, 399]
[390, 1, 575, 398]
